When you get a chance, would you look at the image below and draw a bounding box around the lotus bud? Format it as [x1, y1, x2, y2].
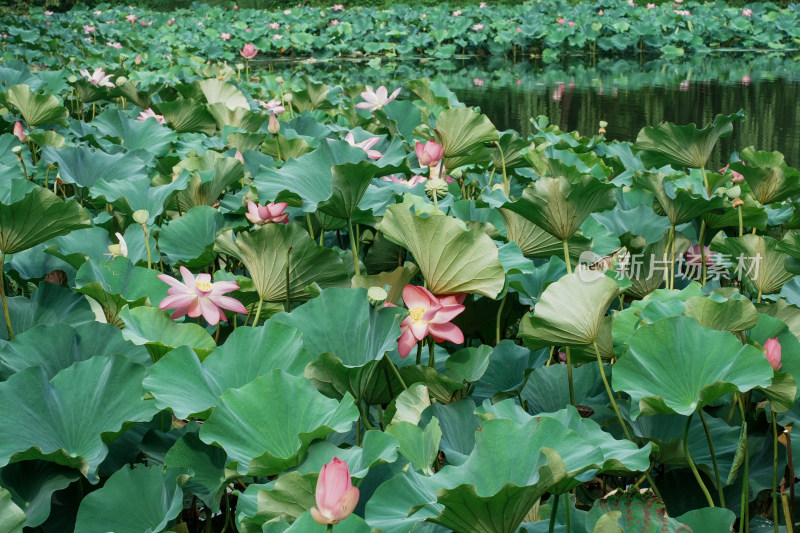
[732, 197, 744, 208]
[726, 185, 741, 199]
[425, 177, 448, 200]
[367, 286, 388, 307]
[13, 121, 25, 142]
[135, 54, 142, 65]
[133, 209, 149, 224]
[764, 337, 782, 371]
[310, 458, 359, 526]
[268, 114, 280, 135]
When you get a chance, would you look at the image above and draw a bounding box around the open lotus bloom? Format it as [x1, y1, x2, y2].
[397, 284, 466, 357]
[765, 338, 782, 371]
[240, 43, 257, 59]
[79, 67, 116, 87]
[415, 140, 444, 167]
[246, 201, 289, 224]
[158, 266, 247, 325]
[345, 132, 382, 160]
[355, 85, 401, 112]
[310, 458, 359, 526]
[137, 108, 166, 124]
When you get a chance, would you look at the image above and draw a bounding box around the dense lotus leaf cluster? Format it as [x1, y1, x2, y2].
[2, 17, 800, 533]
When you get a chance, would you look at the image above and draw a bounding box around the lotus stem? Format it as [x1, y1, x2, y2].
[0, 252, 13, 341]
[594, 341, 631, 440]
[698, 221, 707, 285]
[141, 223, 152, 269]
[786, 427, 796, 526]
[16, 152, 28, 181]
[698, 409, 726, 507]
[252, 300, 263, 326]
[548, 493, 559, 533]
[428, 335, 435, 368]
[495, 141, 509, 196]
[327, 525, 333, 533]
[565, 346, 575, 406]
[782, 493, 794, 533]
[383, 354, 407, 391]
[347, 218, 360, 276]
[772, 412, 779, 533]
[738, 205, 744, 238]
[668, 225, 675, 290]
[562, 240, 572, 274]
[495, 292, 507, 345]
[701, 166, 710, 195]
[564, 493, 572, 533]
[285, 245, 293, 312]
[737, 395, 749, 533]
[416, 342, 422, 365]
[306, 213, 315, 240]
[359, 400, 375, 431]
[685, 413, 716, 507]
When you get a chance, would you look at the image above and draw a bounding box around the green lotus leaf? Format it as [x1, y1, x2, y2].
[710, 233, 794, 296]
[634, 111, 744, 170]
[703, 194, 768, 231]
[683, 290, 759, 332]
[144, 321, 310, 418]
[398, 365, 468, 404]
[384, 383, 432, 427]
[590, 204, 671, 246]
[419, 399, 481, 467]
[0, 283, 95, 340]
[675, 508, 736, 533]
[445, 345, 492, 384]
[500, 209, 593, 259]
[91, 174, 190, 224]
[379, 204, 505, 297]
[585, 488, 691, 533]
[612, 285, 702, 348]
[0, 186, 91, 254]
[73, 78, 109, 105]
[351, 263, 420, 306]
[294, 429, 398, 479]
[633, 171, 725, 226]
[5, 84, 66, 127]
[0, 322, 149, 380]
[613, 316, 775, 418]
[520, 272, 619, 348]
[91, 109, 177, 158]
[26, 130, 64, 150]
[503, 175, 616, 242]
[472, 340, 532, 404]
[73, 465, 183, 533]
[164, 432, 228, 512]
[226, 131, 266, 153]
[625, 231, 690, 299]
[777, 231, 800, 276]
[156, 98, 217, 135]
[290, 77, 336, 112]
[522, 363, 604, 415]
[0, 461, 78, 528]
[0, 355, 158, 482]
[119, 306, 216, 362]
[159, 205, 227, 268]
[42, 146, 152, 189]
[214, 224, 348, 303]
[199, 370, 358, 476]
[261, 135, 315, 161]
[113, 78, 154, 109]
[730, 147, 800, 205]
[0, 487, 24, 533]
[386, 418, 442, 475]
[286, 511, 373, 533]
[171, 150, 244, 211]
[208, 102, 267, 132]
[198, 78, 249, 110]
[249, 471, 318, 525]
[433, 106, 499, 170]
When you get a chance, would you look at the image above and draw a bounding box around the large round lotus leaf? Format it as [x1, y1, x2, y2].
[419, 399, 481, 467]
[683, 290, 759, 332]
[520, 272, 620, 348]
[294, 430, 398, 479]
[632, 172, 724, 226]
[0, 322, 150, 380]
[379, 204, 505, 298]
[0, 355, 158, 482]
[0, 283, 95, 341]
[522, 363, 604, 415]
[730, 147, 800, 206]
[90, 174, 190, 224]
[613, 316, 775, 419]
[41, 146, 152, 189]
[198, 78, 249, 110]
[159, 205, 227, 268]
[0, 487, 24, 533]
[215, 224, 348, 303]
[119, 306, 216, 362]
[163, 432, 228, 512]
[675, 508, 736, 533]
[143, 321, 311, 418]
[502, 175, 616, 242]
[73, 465, 183, 533]
[0, 461, 79, 528]
[0, 186, 91, 255]
[91, 109, 177, 157]
[625, 231, 690, 299]
[499, 209, 592, 260]
[286, 511, 374, 533]
[472, 340, 532, 404]
[199, 370, 358, 476]
[710, 234, 794, 296]
[585, 488, 692, 533]
[433, 106, 499, 170]
[208, 103, 267, 132]
[5, 84, 66, 128]
[156, 98, 217, 136]
[633, 111, 744, 170]
[171, 150, 244, 211]
[590, 204, 671, 246]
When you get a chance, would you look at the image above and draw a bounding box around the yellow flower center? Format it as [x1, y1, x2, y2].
[408, 306, 426, 322]
[196, 280, 213, 292]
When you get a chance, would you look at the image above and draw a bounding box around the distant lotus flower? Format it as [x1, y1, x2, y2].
[742, 8, 752, 16]
[13, 121, 25, 142]
[452, 9, 462, 16]
[234, 4, 238, 9]
[557, 17, 566, 24]
[44, 10, 53, 15]
[268, 114, 280, 134]
[765, 338, 782, 371]
[472, 23, 484, 31]
[167, 19, 173, 25]
[355, 85, 401, 111]
[83, 24, 95, 33]
[246, 201, 289, 225]
[106, 41, 122, 49]
[93, 9, 102, 15]
[125, 14, 137, 22]
[258, 98, 285, 114]
[479, 2, 487, 7]
[310, 458, 359, 526]
[741, 74, 751, 85]
[344, 132, 382, 160]
[221, 32, 231, 40]
[240, 43, 257, 59]
[283, 8, 292, 14]
[84, 37, 93, 43]
[415, 140, 444, 167]
[332, 3, 344, 10]
[568, 20, 575, 26]
[269, 22, 280, 29]
[674, 9, 691, 15]
[137, 108, 166, 125]
[273, 34, 284, 39]
[646, 3, 655, 7]
[516, 26, 522, 32]
[382, 174, 427, 187]
[330, 19, 340, 25]
[158, 266, 247, 325]
[720, 163, 745, 183]
[598, 9, 604, 14]
[79, 67, 116, 87]
[679, 79, 690, 90]
[245, 27, 251, 31]
[396, 285, 465, 358]
[684, 244, 715, 267]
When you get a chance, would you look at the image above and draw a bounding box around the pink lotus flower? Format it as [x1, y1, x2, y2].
[430, 162, 454, 183]
[83, 24, 95, 33]
[79, 67, 116, 87]
[106, 41, 122, 49]
[598, 9, 604, 14]
[516, 26, 522, 32]
[765, 338, 782, 371]
[396, 285, 465, 357]
[13, 122, 25, 142]
[137, 108, 166, 125]
[234, 150, 245, 164]
[93, 9, 102, 15]
[84, 37, 93, 43]
[273, 34, 284, 40]
[472, 23, 484, 31]
[452, 9, 462, 16]
[345, 132, 382, 160]
[679, 79, 690, 91]
[240, 43, 257, 59]
[44, 10, 53, 15]
[221, 32, 231, 40]
[382, 174, 427, 187]
[568, 20, 575, 26]
[646, 3, 655, 7]
[268, 114, 280, 134]
[283, 8, 292, 14]
[332, 3, 344, 10]
[167, 19, 173, 25]
[684, 244, 715, 267]
[269, 22, 280, 29]
[557, 17, 566, 24]
[355, 85, 401, 112]
[246, 201, 289, 225]
[158, 266, 247, 325]
[741, 74, 751, 86]
[330, 19, 340, 25]
[125, 14, 137, 22]
[742, 8, 752, 16]
[720, 163, 745, 182]
[479, 2, 487, 7]
[415, 140, 444, 167]
[258, 98, 285, 114]
[310, 458, 359, 526]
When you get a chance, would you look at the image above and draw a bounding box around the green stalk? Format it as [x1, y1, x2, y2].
[252, 300, 263, 326]
[285, 245, 293, 312]
[737, 395, 749, 533]
[359, 401, 375, 431]
[347, 218, 360, 276]
[698, 409, 726, 507]
[669, 224, 676, 290]
[781, 493, 794, 533]
[684, 413, 716, 507]
[495, 142, 509, 196]
[383, 354, 407, 391]
[564, 493, 572, 533]
[142, 223, 152, 270]
[495, 292, 507, 345]
[327, 525, 333, 533]
[772, 411, 779, 533]
[738, 205, 744, 237]
[565, 346, 575, 406]
[428, 336, 436, 368]
[594, 341, 631, 440]
[698, 221, 707, 285]
[548, 493, 560, 533]
[306, 213, 315, 240]
[562, 240, 572, 274]
[0, 252, 13, 340]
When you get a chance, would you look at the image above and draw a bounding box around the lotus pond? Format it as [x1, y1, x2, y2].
[3, 2, 800, 533]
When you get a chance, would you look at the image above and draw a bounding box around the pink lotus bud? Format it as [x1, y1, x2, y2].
[310, 458, 360, 526]
[765, 338, 782, 371]
[240, 43, 257, 59]
[415, 140, 444, 167]
[268, 114, 280, 135]
[13, 121, 25, 142]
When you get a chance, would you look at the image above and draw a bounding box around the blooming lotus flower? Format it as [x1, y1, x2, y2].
[257, 98, 285, 114]
[557, 17, 566, 24]
[283, 8, 292, 14]
[269, 22, 280, 29]
[240, 43, 257, 59]
[684, 244, 715, 267]
[765, 338, 782, 371]
[273, 34, 284, 40]
[333, 3, 344, 10]
[310, 458, 359, 526]
[415, 140, 444, 167]
[83, 24, 96, 33]
[479, 2, 487, 7]
[720, 163, 745, 183]
[382, 174, 427, 187]
[125, 14, 137, 22]
[396, 285, 465, 358]
[221, 32, 231, 40]
[158, 266, 247, 325]
[598, 9, 604, 14]
[79, 67, 116, 87]
[472, 24, 484, 31]
[429, 161, 454, 183]
[246, 201, 289, 224]
[568, 20, 575, 26]
[13, 122, 25, 142]
[742, 8, 752, 16]
[345, 132, 382, 160]
[93, 9, 102, 15]
[646, 3, 655, 7]
[106, 41, 122, 49]
[330, 19, 340, 25]
[355, 85, 401, 112]
[452, 9, 462, 16]
[137, 108, 166, 125]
